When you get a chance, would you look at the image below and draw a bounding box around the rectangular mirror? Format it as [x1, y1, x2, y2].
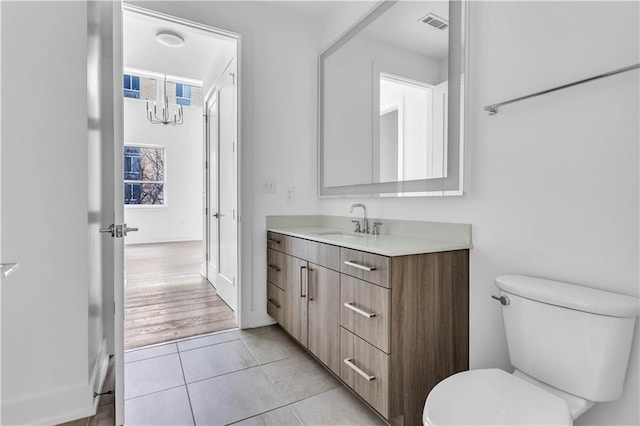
[319, 0, 468, 197]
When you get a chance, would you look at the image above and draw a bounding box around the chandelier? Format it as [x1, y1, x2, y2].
[146, 74, 183, 126]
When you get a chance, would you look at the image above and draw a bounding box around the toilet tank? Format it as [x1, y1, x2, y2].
[495, 275, 639, 402]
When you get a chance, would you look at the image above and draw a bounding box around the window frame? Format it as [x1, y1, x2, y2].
[123, 143, 168, 208]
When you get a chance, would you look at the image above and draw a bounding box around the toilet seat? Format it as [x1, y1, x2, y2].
[423, 369, 573, 426]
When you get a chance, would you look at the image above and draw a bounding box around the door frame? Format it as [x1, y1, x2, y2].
[117, 4, 243, 424]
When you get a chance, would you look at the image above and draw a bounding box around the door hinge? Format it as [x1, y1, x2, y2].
[233, 141, 235, 153]
[230, 72, 235, 85]
[233, 209, 235, 220]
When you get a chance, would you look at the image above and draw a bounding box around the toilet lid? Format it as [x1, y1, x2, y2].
[424, 369, 572, 426]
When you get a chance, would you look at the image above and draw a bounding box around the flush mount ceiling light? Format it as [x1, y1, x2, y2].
[156, 31, 184, 48]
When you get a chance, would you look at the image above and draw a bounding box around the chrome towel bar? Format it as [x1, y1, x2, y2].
[484, 63, 640, 115]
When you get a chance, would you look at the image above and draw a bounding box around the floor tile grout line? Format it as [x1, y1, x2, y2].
[124, 349, 179, 365]
[124, 383, 186, 402]
[224, 402, 292, 426]
[176, 347, 198, 426]
[182, 363, 263, 386]
[177, 336, 243, 354]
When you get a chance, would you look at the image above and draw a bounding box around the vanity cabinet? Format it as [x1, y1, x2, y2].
[266, 231, 341, 374]
[266, 231, 469, 425]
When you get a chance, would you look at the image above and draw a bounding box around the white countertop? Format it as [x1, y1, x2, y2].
[267, 226, 472, 257]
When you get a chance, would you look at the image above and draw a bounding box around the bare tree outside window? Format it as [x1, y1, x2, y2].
[124, 146, 165, 205]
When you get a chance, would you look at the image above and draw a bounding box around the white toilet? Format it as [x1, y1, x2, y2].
[423, 275, 640, 425]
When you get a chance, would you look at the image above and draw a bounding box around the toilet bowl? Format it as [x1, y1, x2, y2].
[422, 275, 639, 426]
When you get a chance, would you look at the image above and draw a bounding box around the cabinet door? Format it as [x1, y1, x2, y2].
[307, 264, 340, 375]
[282, 254, 308, 346]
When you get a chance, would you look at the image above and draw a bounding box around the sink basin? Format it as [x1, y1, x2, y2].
[312, 232, 366, 243]
[312, 231, 357, 237]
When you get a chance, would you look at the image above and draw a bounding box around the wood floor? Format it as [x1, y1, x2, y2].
[125, 241, 236, 350]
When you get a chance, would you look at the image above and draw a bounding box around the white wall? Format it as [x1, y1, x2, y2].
[319, 2, 639, 425]
[1, 2, 105, 424]
[123, 99, 203, 244]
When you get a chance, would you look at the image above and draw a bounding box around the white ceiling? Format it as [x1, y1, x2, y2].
[363, 1, 450, 60]
[123, 10, 236, 84]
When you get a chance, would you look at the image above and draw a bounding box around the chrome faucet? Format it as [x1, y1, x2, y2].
[349, 203, 369, 234]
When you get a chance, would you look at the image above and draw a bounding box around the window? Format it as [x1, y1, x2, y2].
[175, 83, 191, 106]
[124, 74, 140, 99]
[124, 146, 165, 205]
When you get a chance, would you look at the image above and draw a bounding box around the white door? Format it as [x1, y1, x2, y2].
[206, 95, 219, 285]
[214, 66, 237, 311]
[108, 2, 126, 425]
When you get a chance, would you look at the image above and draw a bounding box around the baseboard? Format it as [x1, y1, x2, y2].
[2, 339, 109, 425]
[245, 309, 277, 329]
[90, 338, 110, 411]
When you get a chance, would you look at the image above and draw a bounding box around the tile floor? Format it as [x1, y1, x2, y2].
[95, 325, 387, 426]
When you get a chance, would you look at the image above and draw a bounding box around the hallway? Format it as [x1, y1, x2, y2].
[125, 241, 236, 349]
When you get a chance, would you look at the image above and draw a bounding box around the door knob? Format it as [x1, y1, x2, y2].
[213, 213, 220, 218]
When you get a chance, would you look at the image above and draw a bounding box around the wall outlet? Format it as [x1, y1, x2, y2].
[263, 178, 276, 193]
[286, 187, 295, 201]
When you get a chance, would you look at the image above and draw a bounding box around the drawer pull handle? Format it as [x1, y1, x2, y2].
[267, 238, 281, 244]
[344, 260, 376, 272]
[267, 298, 281, 309]
[343, 302, 376, 318]
[343, 358, 375, 381]
[267, 264, 281, 272]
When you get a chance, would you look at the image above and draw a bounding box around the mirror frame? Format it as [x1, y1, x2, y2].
[318, 0, 469, 197]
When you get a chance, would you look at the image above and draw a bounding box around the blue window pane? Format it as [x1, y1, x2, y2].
[176, 83, 183, 98]
[124, 183, 142, 205]
[176, 97, 191, 106]
[132, 76, 140, 91]
[124, 147, 141, 180]
[124, 90, 140, 99]
[124, 74, 131, 89]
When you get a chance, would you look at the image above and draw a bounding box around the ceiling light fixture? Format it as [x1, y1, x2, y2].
[156, 31, 185, 48]
[146, 74, 183, 126]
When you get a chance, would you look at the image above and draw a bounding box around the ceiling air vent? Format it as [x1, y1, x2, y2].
[419, 13, 449, 30]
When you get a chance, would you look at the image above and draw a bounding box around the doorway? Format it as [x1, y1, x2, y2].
[120, 7, 240, 350]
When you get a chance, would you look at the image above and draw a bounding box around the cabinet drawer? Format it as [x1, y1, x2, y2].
[285, 236, 340, 271]
[340, 327, 389, 418]
[340, 248, 390, 288]
[267, 248, 286, 291]
[340, 275, 390, 353]
[267, 232, 285, 251]
[267, 282, 285, 325]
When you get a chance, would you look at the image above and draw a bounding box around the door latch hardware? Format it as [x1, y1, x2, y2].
[99, 224, 139, 238]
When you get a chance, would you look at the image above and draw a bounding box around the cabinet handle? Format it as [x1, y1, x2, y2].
[267, 298, 281, 309]
[267, 238, 281, 244]
[307, 267, 313, 301]
[300, 266, 307, 298]
[343, 302, 376, 318]
[267, 264, 281, 272]
[344, 260, 376, 272]
[343, 358, 375, 381]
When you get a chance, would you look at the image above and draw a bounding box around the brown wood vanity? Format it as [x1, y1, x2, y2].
[266, 230, 469, 425]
